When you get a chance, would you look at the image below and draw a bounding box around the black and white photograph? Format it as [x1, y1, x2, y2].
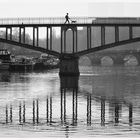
[0, 0, 139, 138]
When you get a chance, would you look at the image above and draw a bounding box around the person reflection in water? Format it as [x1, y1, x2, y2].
[64, 13, 70, 24]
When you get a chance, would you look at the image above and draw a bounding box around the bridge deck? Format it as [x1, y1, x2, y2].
[0, 17, 140, 26]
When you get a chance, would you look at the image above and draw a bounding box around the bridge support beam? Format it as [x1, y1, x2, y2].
[87, 26, 91, 49]
[59, 54, 79, 76]
[101, 26, 105, 46]
[10, 27, 12, 40]
[19, 27, 21, 43]
[115, 26, 119, 42]
[129, 26, 133, 40]
[5, 28, 8, 40]
[46, 27, 52, 50]
[23, 27, 25, 43]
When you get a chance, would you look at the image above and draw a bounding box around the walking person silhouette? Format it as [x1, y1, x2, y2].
[64, 13, 70, 24]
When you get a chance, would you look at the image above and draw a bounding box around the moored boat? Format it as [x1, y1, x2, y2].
[9, 57, 34, 71]
[34, 54, 59, 70]
[0, 49, 11, 70]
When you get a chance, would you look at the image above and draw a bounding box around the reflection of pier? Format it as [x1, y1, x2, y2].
[87, 94, 91, 125]
[0, 76, 134, 127]
[60, 88, 78, 125]
[2, 94, 133, 127]
[32, 99, 39, 124]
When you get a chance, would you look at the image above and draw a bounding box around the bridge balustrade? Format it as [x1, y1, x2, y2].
[1, 17, 140, 25]
[0, 17, 93, 25]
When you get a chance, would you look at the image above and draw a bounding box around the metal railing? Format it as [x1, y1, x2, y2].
[0, 17, 140, 25]
[0, 17, 93, 25]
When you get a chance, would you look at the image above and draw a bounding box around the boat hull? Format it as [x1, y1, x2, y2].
[0, 63, 10, 70]
[9, 63, 34, 71]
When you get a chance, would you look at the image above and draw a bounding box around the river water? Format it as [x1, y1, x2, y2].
[0, 66, 140, 137]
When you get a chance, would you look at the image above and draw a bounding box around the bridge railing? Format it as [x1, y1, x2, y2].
[0, 17, 140, 25]
[0, 17, 93, 25]
[93, 17, 140, 24]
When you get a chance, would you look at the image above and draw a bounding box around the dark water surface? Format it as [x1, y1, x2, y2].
[0, 66, 140, 137]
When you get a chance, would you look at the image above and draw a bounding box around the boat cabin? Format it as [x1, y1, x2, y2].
[0, 49, 11, 61]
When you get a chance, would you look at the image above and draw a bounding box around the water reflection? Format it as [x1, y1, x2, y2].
[3, 91, 134, 127]
[19, 102, 21, 123]
[101, 97, 105, 126]
[33, 100, 35, 124]
[5, 105, 8, 123]
[10, 104, 12, 123]
[87, 94, 91, 125]
[0, 67, 140, 137]
[129, 104, 133, 126]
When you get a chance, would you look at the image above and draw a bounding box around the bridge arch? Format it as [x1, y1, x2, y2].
[101, 56, 114, 66]
[79, 55, 92, 66]
[124, 55, 138, 66]
[66, 28, 73, 53]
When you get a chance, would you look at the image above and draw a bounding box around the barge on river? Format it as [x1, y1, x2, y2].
[0, 49, 11, 70]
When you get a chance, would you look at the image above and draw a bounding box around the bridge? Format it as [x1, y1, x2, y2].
[88, 50, 140, 65]
[1, 17, 140, 75]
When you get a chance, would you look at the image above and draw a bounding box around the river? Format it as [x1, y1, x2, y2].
[0, 66, 140, 137]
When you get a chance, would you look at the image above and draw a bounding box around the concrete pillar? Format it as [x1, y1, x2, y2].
[5, 28, 8, 40]
[46, 27, 49, 50]
[23, 27, 25, 43]
[50, 27, 52, 50]
[10, 27, 12, 40]
[129, 26, 133, 40]
[113, 57, 124, 65]
[87, 26, 91, 49]
[19, 27, 21, 43]
[36, 27, 39, 46]
[101, 26, 105, 46]
[33, 27, 35, 46]
[115, 26, 119, 42]
[59, 54, 79, 76]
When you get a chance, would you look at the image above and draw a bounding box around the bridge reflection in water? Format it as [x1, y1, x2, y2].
[0, 76, 133, 129]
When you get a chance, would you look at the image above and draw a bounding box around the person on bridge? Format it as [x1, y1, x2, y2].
[64, 13, 70, 24]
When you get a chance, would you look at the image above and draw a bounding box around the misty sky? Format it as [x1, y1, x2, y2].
[0, 0, 140, 18]
[0, 0, 140, 39]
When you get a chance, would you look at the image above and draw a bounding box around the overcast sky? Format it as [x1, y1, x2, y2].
[0, 0, 140, 18]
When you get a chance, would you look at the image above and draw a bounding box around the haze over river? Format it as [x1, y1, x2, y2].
[0, 65, 140, 137]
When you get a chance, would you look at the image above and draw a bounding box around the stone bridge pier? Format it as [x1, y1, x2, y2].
[59, 54, 79, 76]
[111, 55, 125, 65]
